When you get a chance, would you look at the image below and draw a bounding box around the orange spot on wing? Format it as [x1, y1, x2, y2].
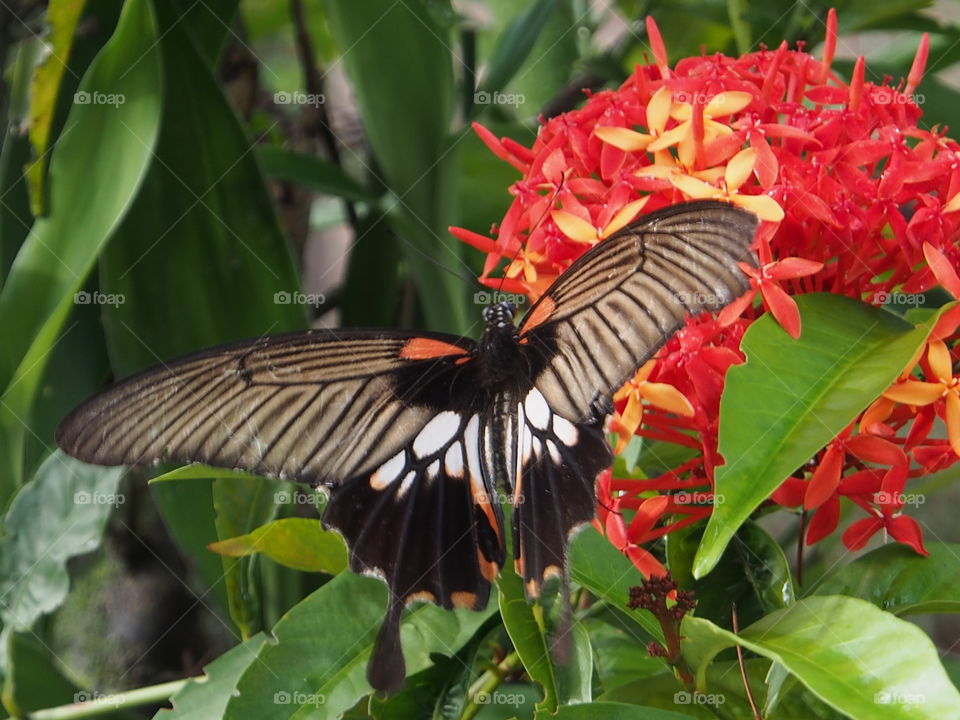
[400, 337, 469, 360]
[451, 591, 478, 609]
[522, 296, 556, 332]
[404, 590, 437, 605]
[478, 550, 499, 582]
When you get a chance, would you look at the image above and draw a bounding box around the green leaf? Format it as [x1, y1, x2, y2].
[255, 144, 380, 204]
[323, 0, 469, 333]
[497, 568, 557, 712]
[535, 702, 698, 719]
[569, 526, 663, 640]
[223, 572, 495, 719]
[479, 0, 556, 95]
[24, 0, 89, 215]
[667, 521, 794, 629]
[586, 619, 667, 693]
[209, 517, 347, 574]
[0, 452, 123, 667]
[155, 634, 268, 720]
[556, 619, 592, 704]
[695, 295, 947, 577]
[99, 3, 303, 377]
[213, 476, 279, 637]
[682, 596, 960, 720]
[150, 464, 265, 483]
[814, 542, 960, 615]
[0, 0, 161, 492]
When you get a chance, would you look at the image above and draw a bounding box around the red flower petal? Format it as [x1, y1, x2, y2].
[888, 514, 928, 555]
[841, 516, 883, 551]
[806, 494, 840, 544]
[761, 281, 802, 339]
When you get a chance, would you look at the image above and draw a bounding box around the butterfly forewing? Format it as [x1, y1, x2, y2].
[518, 200, 758, 422]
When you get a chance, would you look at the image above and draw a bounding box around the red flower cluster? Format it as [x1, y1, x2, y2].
[451, 11, 960, 575]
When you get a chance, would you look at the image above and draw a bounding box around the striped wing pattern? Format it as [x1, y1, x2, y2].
[519, 200, 758, 422]
[56, 330, 476, 484]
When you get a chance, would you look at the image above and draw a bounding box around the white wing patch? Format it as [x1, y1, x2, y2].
[413, 410, 461, 458]
[552, 415, 578, 446]
[398, 470, 416, 498]
[464, 414, 484, 483]
[524, 388, 551, 430]
[445, 441, 464, 478]
[370, 449, 407, 489]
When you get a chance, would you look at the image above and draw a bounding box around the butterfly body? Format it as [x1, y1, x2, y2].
[55, 200, 760, 693]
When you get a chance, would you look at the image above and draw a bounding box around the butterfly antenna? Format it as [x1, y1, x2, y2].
[395, 230, 485, 292]
[496, 174, 567, 294]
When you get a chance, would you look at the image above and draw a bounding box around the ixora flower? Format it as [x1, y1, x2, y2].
[451, 10, 960, 573]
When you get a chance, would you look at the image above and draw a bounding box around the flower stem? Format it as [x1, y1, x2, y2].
[460, 651, 522, 720]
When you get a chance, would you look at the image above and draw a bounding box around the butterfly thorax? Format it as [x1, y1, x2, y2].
[477, 302, 526, 389]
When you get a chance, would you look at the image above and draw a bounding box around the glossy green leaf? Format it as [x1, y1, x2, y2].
[24, 0, 88, 214]
[209, 517, 347, 574]
[255, 144, 380, 204]
[214, 476, 278, 637]
[323, 0, 469, 333]
[815, 542, 960, 615]
[0, 452, 123, 669]
[535, 702, 698, 719]
[150, 464, 265, 483]
[479, 0, 555, 95]
[682, 596, 960, 720]
[156, 634, 267, 720]
[556, 619, 592, 704]
[0, 0, 161, 492]
[695, 295, 947, 577]
[168, 0, 239, 64]
[98, 4, 303, 377]
[223, 572, 495, 720]
[667, 521, 794, 630]
[586, 620, 667, 693]
[497, 566, 557, 712]
[569, 526, 663, 639]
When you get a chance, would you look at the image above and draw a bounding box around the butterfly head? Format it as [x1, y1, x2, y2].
[482, 301, 516, 330]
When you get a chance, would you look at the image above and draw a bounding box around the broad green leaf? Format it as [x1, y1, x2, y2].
[556, 619, 592, 704]
[323, 0, 469, 333]
[478, 0, 556, 95]
[497, 566, 557, 712]
[815, 542, 960, 615]
[0, 0, 161, 492]
[569, 526, 663, 640]
[601, 659, 844, 719]
[214, 476, 278, 637]
[695, 295, 948, 577]
[535, 702, 698, 719]
[255, 144, 380, 204]
[667, 521, 794, 629]
[209, 517, 347, 574]
[0, 452, 123, 668]
[150, 465, 266, 483]
[98, 3, 303, 377]
[682, 596, 960, 720]
[168, 0, 239, 64]
[155, 634, 268, 720]
[586, 620, 666, 693]
[223, 572, 496, 720]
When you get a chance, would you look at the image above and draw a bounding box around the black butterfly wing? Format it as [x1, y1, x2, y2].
[55, 329, 506, 692]
[511, 200, 759, 593]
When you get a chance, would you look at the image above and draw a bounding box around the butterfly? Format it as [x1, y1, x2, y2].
[56, 199, 758, 693]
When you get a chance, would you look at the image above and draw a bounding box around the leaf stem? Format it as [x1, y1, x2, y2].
[460, 650, 522, 720]
[25, 679, 188, 720]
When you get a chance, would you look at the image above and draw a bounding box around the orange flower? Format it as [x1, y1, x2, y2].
[611, 360, 694, 453]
